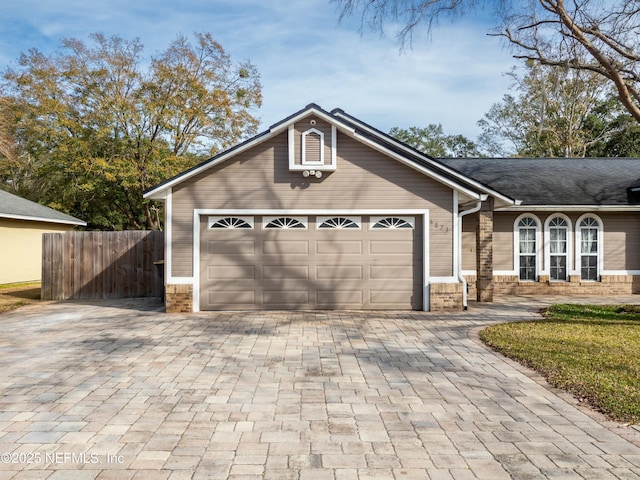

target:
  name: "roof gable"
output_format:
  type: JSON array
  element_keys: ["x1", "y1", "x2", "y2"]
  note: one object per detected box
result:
[
  {"x1": 0, "y1": 189, "x2": 86, "y2": 226},
  {"x1": 144, "y1": 104, "x2": 513, "y2": 204}
]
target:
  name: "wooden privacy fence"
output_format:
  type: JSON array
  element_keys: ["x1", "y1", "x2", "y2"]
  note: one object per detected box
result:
[{"x1": 42, "y1": 231, "x2": 164, "y2": 300}]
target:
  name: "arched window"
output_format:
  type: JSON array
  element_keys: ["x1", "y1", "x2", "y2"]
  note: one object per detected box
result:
[
  {"x1": 317, "y1": 216, "x2": 361, "y2": 229},
  {"x1": 517, "y1": 216, "x2": 539, "y2": 281},
  {"x1": 371, "y1": 217, "x2": 414, "y2": 229},
  {"x1": 577, "y1": 215, "x2": 602, "y2": 281},
  {"x1": 208, "y1": 216, "x2": 253, "y2": 229},
  {"x1": 264, "y1": 217, "x2": 307, "y2": 229},
  {"x1": 547, "y1": 216, "x2": 569, "y2": 281}
]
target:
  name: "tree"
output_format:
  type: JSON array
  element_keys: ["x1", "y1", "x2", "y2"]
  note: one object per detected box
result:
[
  {"x1": 2, "y1": 33, "x2": 262, "y2": 230},
  {"x1": 390, "y1": 123, "x2": 481, "y2": 157},
  {"x1": 583, "y1": 96, "x2": 640, "y2": 157},
  {"x1": 332, "y1": 0, "x2": 640, "y2": 123},
  {"x1": 477, "y1": 64, "x2": 610, "y2": 157}
]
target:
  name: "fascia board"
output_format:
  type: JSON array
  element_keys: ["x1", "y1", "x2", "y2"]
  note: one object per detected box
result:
[
  {"x1": 332, "y1": 110, "x2": 517, "y2": 205},
  {"x1": 496, "y1": 205, "x2": 640, "y2": 212},
  {"x1": 0, "y1": 213, "x2": 86, "y2": 226}
]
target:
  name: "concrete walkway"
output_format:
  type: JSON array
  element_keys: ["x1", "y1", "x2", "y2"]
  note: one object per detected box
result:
[{"x1": 0, "y1": 296, "x2": 639, "y2": 479}]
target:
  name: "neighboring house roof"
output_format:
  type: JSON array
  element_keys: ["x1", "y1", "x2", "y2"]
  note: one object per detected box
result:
[
  {"x1": 440, "y1": 158, "x2": 640, "y2": 207},
  {"x1": 0, "y1": 189, "x2": 86, "y2": 226},
  {"x1": 143, "y1": 103, "x2": 517, "y2": 206}
]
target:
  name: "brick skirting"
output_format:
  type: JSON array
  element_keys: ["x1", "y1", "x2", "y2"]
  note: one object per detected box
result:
[
  {"x1": 430, "y1": 283, "x2": 464, "y2": 311},
  {"x1": 465, "y1": 275, "x2": 640, "y2": 298},
  {"x1": 166, "y1": 284, "x2": 193, "y2": 313}
]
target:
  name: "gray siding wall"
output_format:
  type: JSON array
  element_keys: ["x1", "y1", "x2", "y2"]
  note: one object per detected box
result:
[{"x1": 171, "y1": 128, "x2": 455, "y2": 278}]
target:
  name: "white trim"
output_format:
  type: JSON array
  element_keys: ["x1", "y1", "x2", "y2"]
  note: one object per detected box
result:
[
  {"x1": 494, "y1": 270, "x2": 518, "y2": 276},
  {"x1": 497, "y1": 205, "x2": 640, "y2": 212},
  {"x1": 165, "y1": 189, "x2": 173, "y2": 284},
  {"x1": 168, "y1": 277, "x2": 195, "y2": 285},
  {"x1": 430, "y1": 276, "x2": 459, "y2": 283},
  {"x1": 452, "y1": 192, "x2": 459, "y2": 280},
  {"x1": 602, "y1": 270, "x2": 640, "y2": 275},
  {"x1": 543, "y1": 213, "x2": 573, "y2": 279},
  {"x1": 192, "y1": 209, "x2": 431, "y2": 312},
  {"x1": 301, "y1": 128, "x2": 324, "y2": 166},
  {"x1": 0, "y1": 213, "x2": 86, "y2": 226},
  {"x1": 461, "y1": 270, "x2": 519, "y2": 276},
  {"x1": 576, "y1": 213, "x2": 604, "y2": 281},
  {"x1": 331, "y1": 125, "x2": 337, "y2": 168},
  {"x1": 513, "y1": 213, "x2": 542, "y2": 281}
]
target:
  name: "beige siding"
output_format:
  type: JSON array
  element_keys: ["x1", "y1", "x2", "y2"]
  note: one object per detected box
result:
[
  {"x1": 0, "y1": 218, "x2": 73, "y2": 284},
  {"x1": 602, "y1": 212, "x2": 640, "y2": 270},
  {"x1": 493, "y1": 213, "x2": 518, "y2": 271},
  {"x1": 171, "y1": 128, "x2": 455, "y2": 278},
  {"x1": 461, "y1": 214, "x2": 477, "y2": 271}
]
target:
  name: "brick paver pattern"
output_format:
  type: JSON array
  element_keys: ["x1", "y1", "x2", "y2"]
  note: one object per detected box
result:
[{"x1": 0, "y1": 297, "x2": 639, "y2": 479}]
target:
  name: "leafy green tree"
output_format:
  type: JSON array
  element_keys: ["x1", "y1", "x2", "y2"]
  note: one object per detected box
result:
[
  {"x1": 2, "y1": 33, "x2": 262, "y2": 230},
  {"x1": 390, "y1": 123, "x2": 481, "y2": 157},
  {"x1": 584, "y1": 97, "x2": 640, "y2": 157}
]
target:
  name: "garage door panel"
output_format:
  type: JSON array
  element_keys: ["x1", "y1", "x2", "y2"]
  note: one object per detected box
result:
[
  {"x1": 370, "y1": 265, "x2": 413, "y2": 280},
  {"x1": 316, "y1": 240, "x2": 362, "y2": 254},
  {"x1": 208, "y1": 289, "x2": 255, "y2": 305},
  {"x1": 315, "y1": 290, "x2": 363, "y2": 306},
  {"x1": 370, "y1": 240, "x2": 413, "y2": 254},
  {"x1": 262, "y1": 240, "x2": 309, "y2": 254},
  {"x1": 316, "y1": 265, "x2": 363, "y2": 279},
  {"x1": 207, "y1": 264, "x2": 256, "y2": 280},
  {"x1": 263, "y1": 290, "x2": 309, "y2": 305},
  {"x1": 207, "y1": 240, "x2": 255, "y2": 254},
  {"x1": 370, "y1": 289, "x2": 415, "y2": 307},
  {"x1": 262, "y1": 265, "x2": 309, "y2": 280}
]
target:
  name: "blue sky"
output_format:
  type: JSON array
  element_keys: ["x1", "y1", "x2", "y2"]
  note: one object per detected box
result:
[{"x1": 0, "y1": 0, "x2": 516, "y2": 139}]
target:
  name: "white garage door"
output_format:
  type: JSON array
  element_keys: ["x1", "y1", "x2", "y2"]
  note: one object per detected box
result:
[{"x1": 199, "y1": 215, "x2": 422, "y2": 310}]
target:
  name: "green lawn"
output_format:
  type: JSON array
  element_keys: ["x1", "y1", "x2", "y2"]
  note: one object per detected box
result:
[
  {"x1": 480, "y1": 304, "x2": 640, "y2": 424},
  {"x1": 0, "y1": 282, "x2": 41, "y2": 313}
]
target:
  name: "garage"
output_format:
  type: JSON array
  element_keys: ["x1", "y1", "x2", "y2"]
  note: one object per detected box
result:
[{"x1": 199, "y1": 214, "x2": 423, "y2": 310}]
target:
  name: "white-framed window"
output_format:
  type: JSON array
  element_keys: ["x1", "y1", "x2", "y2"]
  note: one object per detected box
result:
[
  {"x1": 370, "y1": 216, "x2": 415, "y2": 229},
  {"x1": 263, "y1": 216, "x2": 308, "y2": 229},
  {"x1": 515, "y1": 214, "x2": 541, "y2": 281},
  {"x1": 545, "y1": 215, "x2": 571, "y2": 281},
  {"x1": 316, "y1": 216, "x2": 361, "y2": 229},
  {"x1": 208, "y1": 216, "x2": 254, "y2": 229},
  {"x1": 301, "y1": 128, "x2": 324, "y2": 166},
  {"x1": 576, "y1": 214, "x2": 602, "y2": 281}
]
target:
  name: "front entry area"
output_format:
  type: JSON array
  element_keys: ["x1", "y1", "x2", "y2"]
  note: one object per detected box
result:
[{"x1": 199, "y1": 214, "x2": 423, "y2": 310}]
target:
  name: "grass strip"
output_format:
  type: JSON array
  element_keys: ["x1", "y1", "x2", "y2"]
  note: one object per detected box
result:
[{"x1": 479, "y1": 304, "x2": 640, "y2": 423}]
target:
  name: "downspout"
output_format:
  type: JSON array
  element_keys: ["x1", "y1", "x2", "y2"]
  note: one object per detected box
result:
[{"x1": 458, "y1": 197, "x2": 485, "y2": 310}]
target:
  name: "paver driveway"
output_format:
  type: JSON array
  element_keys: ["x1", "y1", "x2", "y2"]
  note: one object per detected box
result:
[{"x1": 0, "y1": 297, "x2": 639, "y2": 480}]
